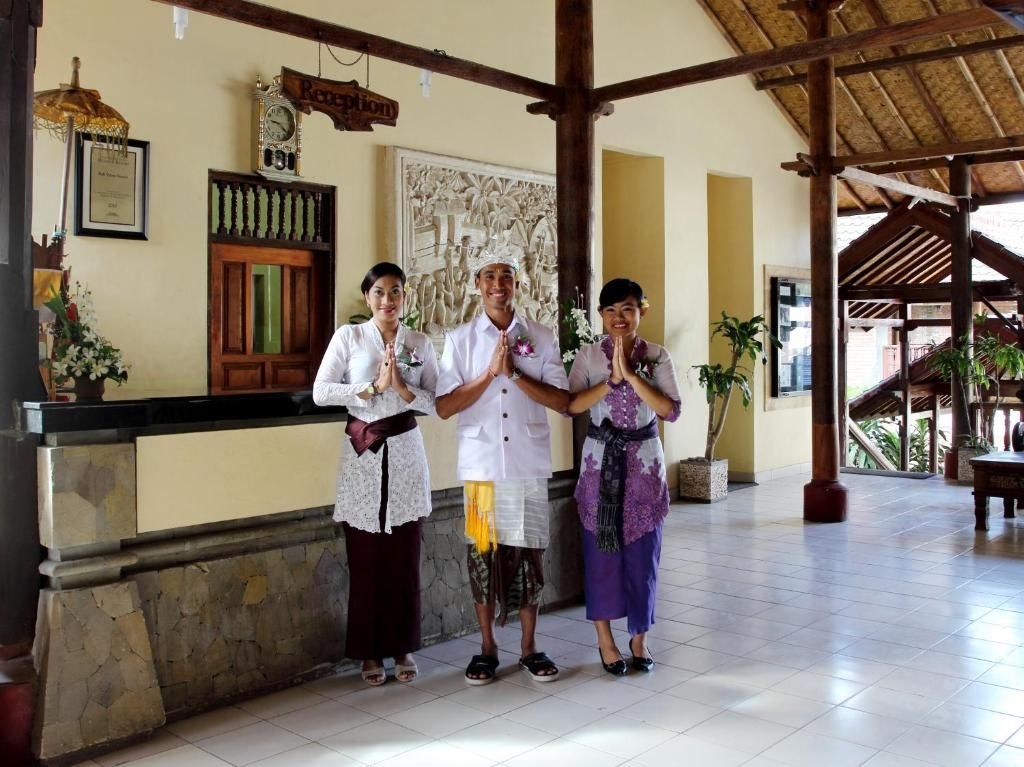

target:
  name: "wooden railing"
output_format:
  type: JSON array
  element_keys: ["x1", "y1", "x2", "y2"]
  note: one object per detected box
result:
[{"x1": 208, "y1": 170, "x2": 334, "y2": 250}]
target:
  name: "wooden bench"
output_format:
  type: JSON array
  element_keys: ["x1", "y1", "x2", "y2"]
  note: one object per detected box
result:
[{"x1": 971, "y1": 451, "x2": 1024, "y2": 531}]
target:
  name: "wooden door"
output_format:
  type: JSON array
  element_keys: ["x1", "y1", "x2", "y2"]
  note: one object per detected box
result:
[{"x1": 210, "y1": 243, "x2": 330, "y2": 393}]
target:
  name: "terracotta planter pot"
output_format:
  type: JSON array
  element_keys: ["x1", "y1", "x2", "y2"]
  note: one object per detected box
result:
[
  {"x1": 944, "y1": 449, "x2": 958, "y2": 480},
  {"x1": 73, "y1": 376, "x2": 105, "y2": 402},
  {"x1": 679, "y1": 458, "x2": 728, "y2": 503}
]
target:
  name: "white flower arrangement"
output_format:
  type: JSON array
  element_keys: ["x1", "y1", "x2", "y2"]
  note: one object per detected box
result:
[
  {"x1": 560, "y1": 298, "x2": 597, "y2": 368},
  {"x1": 45, "y1": 283, "x2": 130, "y2": 385}
]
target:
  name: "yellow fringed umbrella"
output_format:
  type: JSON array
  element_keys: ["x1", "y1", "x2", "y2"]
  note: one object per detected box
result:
[{"x1": 33, "y1": 56, "x2": 129, "y2": 240}]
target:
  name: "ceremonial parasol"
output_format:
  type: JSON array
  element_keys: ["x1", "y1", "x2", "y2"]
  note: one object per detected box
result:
[{"x1": 33, "y1": 56, "x2": 129, "y2": 243}]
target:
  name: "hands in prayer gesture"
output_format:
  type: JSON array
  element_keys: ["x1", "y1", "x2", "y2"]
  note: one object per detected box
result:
[
  {"x1": 610, "y1": 336, "x2": 635, "y2": 386},
  {"x1": 374, "y1": 343, "x2": 407, "y2": 394},
  {"x1": 488, "y1": 330, "x2": 515, "y2": 378}
]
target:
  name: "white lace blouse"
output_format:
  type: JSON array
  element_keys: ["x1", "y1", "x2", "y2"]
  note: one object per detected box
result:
[{"x1": 313, "y1": 322, "x2": 438, "y2": 533}]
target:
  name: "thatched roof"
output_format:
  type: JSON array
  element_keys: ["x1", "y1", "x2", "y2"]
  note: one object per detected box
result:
[{"x1": 698, "y1": 1, "x2": 1024, "y2": 212}]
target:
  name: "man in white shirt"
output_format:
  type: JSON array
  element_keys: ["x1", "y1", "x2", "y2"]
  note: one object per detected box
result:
[{"x1": 436, "y1": 243, "x2": 569, "y2": 685}]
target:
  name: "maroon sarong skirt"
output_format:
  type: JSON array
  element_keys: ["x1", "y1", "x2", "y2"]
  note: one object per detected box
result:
[{"x1": 341, "y1": 439, "x2": 423, "y2": 660}]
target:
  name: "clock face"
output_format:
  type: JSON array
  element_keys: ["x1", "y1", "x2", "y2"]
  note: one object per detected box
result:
[{"x1": 264, "y1": 104, "x2": 295, "y2": 142}]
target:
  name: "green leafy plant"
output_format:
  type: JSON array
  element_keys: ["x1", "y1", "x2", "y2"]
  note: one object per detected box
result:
[
  {"x1": 694, "y1": 312, "x2": 781, "y2": 462},
  {"x1": 847, "y1": 417, "x2": 948, "y2": 473},
  {"x1": 974, "y1": 330, "x2": 1024, "y2": 441},
  {"x1": 927, "y1": 333, "x2": 993, "y2": 450}
]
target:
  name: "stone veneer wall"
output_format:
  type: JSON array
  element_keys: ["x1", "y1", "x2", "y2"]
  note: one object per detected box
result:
[
  {"x1": 131, "y1": 486, "x2": 580, "y2": 718},
  {"x1": 34, "y1": 435, "x2": 583, "y2": 761}
]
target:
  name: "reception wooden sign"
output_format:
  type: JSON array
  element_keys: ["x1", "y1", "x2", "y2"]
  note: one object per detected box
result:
[{"x1": 280, "y1": 67, "x2": 399, "y2": 132}]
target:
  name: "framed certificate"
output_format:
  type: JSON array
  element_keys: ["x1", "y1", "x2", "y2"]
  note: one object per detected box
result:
[{"x1": 74, "y1": 136, "x2": 149, "y2": 239}]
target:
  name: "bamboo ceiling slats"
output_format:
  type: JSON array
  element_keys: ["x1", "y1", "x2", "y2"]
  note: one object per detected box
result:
[{"x1": 700, "y1": 0, "x2": 1024, "y2": 211}]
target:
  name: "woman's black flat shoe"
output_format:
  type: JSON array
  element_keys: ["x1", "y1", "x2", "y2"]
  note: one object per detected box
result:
[
  {"x1": 598, "y1": 647, "x2": 628, "y2": 676},
  {"x1": 629, "y1": 637, "x2": 654, "y2": 672}
]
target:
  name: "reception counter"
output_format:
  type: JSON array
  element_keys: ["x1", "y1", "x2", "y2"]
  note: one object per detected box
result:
[{"x1": 25, "y1": 391, "x2": 582, "y2": 762}]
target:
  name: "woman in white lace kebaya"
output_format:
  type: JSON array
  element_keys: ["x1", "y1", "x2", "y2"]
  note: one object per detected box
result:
[{"x1": 313, "y1": 262, "x2": 438, "y2": 686}]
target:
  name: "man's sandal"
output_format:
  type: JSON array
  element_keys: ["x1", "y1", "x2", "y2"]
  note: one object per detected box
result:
[
  {"x1": 394, "y1": 660, "x2": 418, "y2": 683},
  {"x1": 465, "y1": 654, "x2": 499, "y2": 686},
  {"x1": 519, "y1": 652, "x2": 560, "y2": 682},
  {"x1": 360, "y1": 665, "x2": 387, "y2": 687}
]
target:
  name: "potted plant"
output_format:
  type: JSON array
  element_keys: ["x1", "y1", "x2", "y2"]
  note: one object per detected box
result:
[
  {"x1": 974, "y1": 330, "x2": 1024, "y2": 455},
  {"x1": 44, "y1": 282, "x2": 129, "y2": 401},
  {"x1": 681, "y1": 312, "x2": 779, "y2": 502},
  {"x1": 927, "y1": 332, "x2": 993, "y2": 484}
]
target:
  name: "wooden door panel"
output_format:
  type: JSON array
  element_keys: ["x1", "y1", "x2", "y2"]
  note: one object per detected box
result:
[
  {"x1": 222, "y1": 261, "x2": 247, "y2": 354},
  {"x1": 210, "y1": 242, "x2": 330, "y2": 394},
  {"x1": 223, "y1": 362, "x2": 264, "y2": 390},
  {"x1": 288, "y1": 266, "x2": 311, "y2": 354},
  {"x1": 271, "y1": 361, "x2": 311, "y2": 388}
]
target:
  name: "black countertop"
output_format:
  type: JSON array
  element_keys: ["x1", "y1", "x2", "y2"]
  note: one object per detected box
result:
[{"x1": 22, "y1": 389, "x2": 347, "y2": 436}]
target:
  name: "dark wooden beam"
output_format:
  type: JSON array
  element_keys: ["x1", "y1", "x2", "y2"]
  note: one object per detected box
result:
[
  {"x1": 757, "y1": 34, "x2": 1024, "y2": 90},
  {"x1": 803, "y1": 1, "x2": 846, "y2": 523},
  {"x1": 588, "y1": 6, "x2": 1004, "y2": 104},
  {"x1": 149, "y1": 0, "x2": 560, "y2": 101},
  {"x1": 0, "y1": 0, "x2": 44, "y2": 647},
  {"x1": 899, "y1": 304, "x2": 911, "y2": 470},
  {"x1": 825, "y1": 133, "x2": 1024, "y2": 169},
  {"x1": 837, "y1": 167, "x2": 959, "y2": 207},
  {"x1": 839, "y1": 300, "x2": 850, "y2": 468},
  {"x1": 950, "y1": 159, "x2": 974, "y2": 453},
  {"x1": 840, "y1": 280, "x2": 1019, "y2": 302},
  {"x1": 555, "y1": 0, "x2": 595, "y2": 448}
]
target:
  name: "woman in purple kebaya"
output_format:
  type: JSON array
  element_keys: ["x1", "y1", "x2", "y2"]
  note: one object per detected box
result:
[{"x1": 567, "y1": 278, "x2": 681, "y2": 676}]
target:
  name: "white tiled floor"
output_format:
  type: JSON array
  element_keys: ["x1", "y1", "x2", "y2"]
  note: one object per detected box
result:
[{"x1": 75, "y1": 472, "x2": 1024, "y2": 766}]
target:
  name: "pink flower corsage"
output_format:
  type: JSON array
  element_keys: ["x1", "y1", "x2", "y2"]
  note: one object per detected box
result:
[{"x1": 511, "y1": 334, "x2": 536, "y2": 358}]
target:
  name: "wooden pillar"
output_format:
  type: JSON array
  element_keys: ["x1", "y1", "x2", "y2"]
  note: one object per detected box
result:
[
  {"x1": 838, "y1": 300, "x2": 848, "y2": 467},
  {"x1": 950, "y1": 157, "x2": 974, "y2": 452},
  {"x1": 803, "y1": 1, "x2": 847, "y2": 522},
  {"x1": 0, "y1": 0, "x2": 44, "y2": 648},
  {"x1": 929, "y1": 394, "x2": 940, "y2": 473},
  {"x1": 555, "y1": 0, "x2": 595, "y2": 318},
  {"x1": 899, "y1": 304, "x2": 911, "y2": 471}
]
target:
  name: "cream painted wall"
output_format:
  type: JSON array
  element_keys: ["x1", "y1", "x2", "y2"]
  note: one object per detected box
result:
[
  {"x1": 32, "y1": 0, "x2": 810, "y2": 491},
  {"x1": 602, "y1": 151, "x2": 665, "y2": 347},
  {"x1": 707, "y1": 174, "x2": 755, "y2": 475}
]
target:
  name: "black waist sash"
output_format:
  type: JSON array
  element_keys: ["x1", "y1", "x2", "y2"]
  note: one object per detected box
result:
[{"x1": 587, "y1": 417, "x2": 659, "y2": 553}]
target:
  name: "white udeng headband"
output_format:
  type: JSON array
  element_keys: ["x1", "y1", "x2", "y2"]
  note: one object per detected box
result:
[{"x1": 469, "y1": 234, "x2": 522, "y2": 275}]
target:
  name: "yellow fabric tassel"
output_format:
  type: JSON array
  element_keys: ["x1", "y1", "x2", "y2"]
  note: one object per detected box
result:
[{"x1": 465, "y1": 480, "x2": 497, "y2": 553}]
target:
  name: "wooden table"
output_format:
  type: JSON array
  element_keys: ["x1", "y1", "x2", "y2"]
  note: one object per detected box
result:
[{"x1": 971, "y1": 451, "x2": 1024, "y2": 531}]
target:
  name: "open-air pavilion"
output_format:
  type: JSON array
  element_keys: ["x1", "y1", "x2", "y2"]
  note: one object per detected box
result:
[{"x1": 5, "y1": 2, "x2": 1024, "y2": 765}]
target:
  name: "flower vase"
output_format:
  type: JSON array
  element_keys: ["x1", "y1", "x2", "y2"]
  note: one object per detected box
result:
[{"x1": 73, "y1": 376, "x2": 105, "y2": 402}]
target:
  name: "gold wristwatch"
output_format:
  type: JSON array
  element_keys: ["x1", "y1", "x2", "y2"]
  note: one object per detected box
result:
[{"x1": 365, "y1": 382, "x2": 379, "y2": 396}]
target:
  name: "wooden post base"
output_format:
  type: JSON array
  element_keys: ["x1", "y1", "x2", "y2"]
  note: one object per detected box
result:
[{"x1": 803, "y1": 479, "x2": 848, "y2": 523}]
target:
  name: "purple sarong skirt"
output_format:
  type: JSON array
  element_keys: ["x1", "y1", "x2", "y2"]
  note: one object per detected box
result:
[{"x1": 582, "y1": 525, "x2": 662, "y2": 635}]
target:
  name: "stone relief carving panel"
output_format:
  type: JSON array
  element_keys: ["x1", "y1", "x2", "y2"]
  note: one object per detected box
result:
[{"x1": 388, "y1": 147, "x2": 558, "y2": 344}]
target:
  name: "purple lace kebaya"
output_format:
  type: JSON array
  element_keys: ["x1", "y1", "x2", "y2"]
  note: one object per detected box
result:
[{"x1": 571, "y1": 337, "x2": 681, "y2": 546}]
